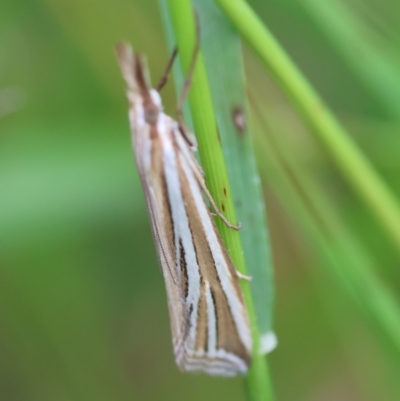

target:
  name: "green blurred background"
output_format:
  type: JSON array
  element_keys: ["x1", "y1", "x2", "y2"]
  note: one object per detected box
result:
[{"x1": 2, "y1": 0, "x2": 400, "y2": 400}]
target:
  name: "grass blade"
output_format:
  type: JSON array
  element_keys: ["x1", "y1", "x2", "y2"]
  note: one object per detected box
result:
[
  {"x1": 252, "y1": 105, "x2": 400, "y2": 368},
  {"x1": 302, "y1": 0, "x2": 400, "y2": 119},
  {"x1": 214, "y1": 0, "x2": 400, "y2": 257},
  {"x1": 194, "y1": 0, "x2": 274, "y2": 345},
  {"x1": 160, "y1": 0, "x2": 274, "y2": 399}
]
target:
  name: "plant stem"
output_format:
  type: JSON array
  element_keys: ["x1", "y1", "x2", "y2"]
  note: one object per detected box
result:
[
  {"x1": 164, "y1": 0, "x2": 273, "y2": 399},
  {"x1": 214, "y1": 0, "x2": 400, "y2": 256}
]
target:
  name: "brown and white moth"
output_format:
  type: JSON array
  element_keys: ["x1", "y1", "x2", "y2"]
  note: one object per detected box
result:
[{"x1": 116, "y1": 43, "x2": 252, "y2": 376}]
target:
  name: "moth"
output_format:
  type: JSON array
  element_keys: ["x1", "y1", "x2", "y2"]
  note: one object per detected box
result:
[{"x1": 116, "y1": 42, "x2": 252, "y2": 376}]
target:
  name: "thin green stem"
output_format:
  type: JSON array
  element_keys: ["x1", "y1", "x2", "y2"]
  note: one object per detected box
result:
[
  {"x1": 165, "y1": 0, "x2": 273, "y2": 399},
  {"x1": 214, "y1": 0, "x2": 400, "y2": 256},
  {"x1": 253, "y1": 109, "x2": 400, "y2": 365}
]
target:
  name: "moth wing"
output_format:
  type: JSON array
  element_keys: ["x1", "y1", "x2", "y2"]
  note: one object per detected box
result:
[
  {"x1": 134, "y1": 124, "x2": 188, "y2": 349},
  {"x1": 117, "y1": 44, "x2": 195, "y2": 371},
  {"x1": 169, "y1": 131, "x2": 252, "y2": 376},
  {"x1": 143, "y1": 184, "x2": 188, "y2": 347}
]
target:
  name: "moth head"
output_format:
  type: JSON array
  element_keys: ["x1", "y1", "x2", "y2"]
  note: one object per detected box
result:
[
  {"x1": 115, "y1": 42, "x2": 139, "y2": 93},
  {"x1": 116, "y1": 42, "x2": 161, "y2": 124},
  {"x1": 144, "y1": 89, "x2": 162, "y2": 124},
  {"x1": 115, "y1": 43, "x2": 153, "y2": 95}
]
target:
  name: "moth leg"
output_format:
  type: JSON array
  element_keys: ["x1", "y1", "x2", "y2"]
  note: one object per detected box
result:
[
  {"x1": 206, "y1": 188, "x2": 241, "y2": 230},
  {"x1": 183, "y1": 150, "x2": 241, "y2": 230},
  {"x1": 207, "y1": 200, "x2": 241, "y2": 230},
  {"x1": 178, "y1": 123, "x2": 198, "y2": 151},
  {"x1": 235, "y1": 270, "x2": 252, "y2": 281},
  {"x1": 200, "y1": 177, "x2": 241, "y2": 231},
  {"x1": 156, "y1": 47, "x2": 178, "y2": 92}
]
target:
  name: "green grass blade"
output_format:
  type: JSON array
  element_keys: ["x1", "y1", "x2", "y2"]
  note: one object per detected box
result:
[
  {"x1": 302, "y1": 0, "x2": 400, "y2": 119},
  {"x1": 252, "y1": 108, "x2": 400, "y2": 367},
  {"x1": 214, "y1": 0, "x2": 400, "y2": 257},
  {"x1": 194, "y1": 0, "x2": 274, "y2": 342},
  {"x1": 160, "y1": 1, "x2": 274, "y2": 399}
]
